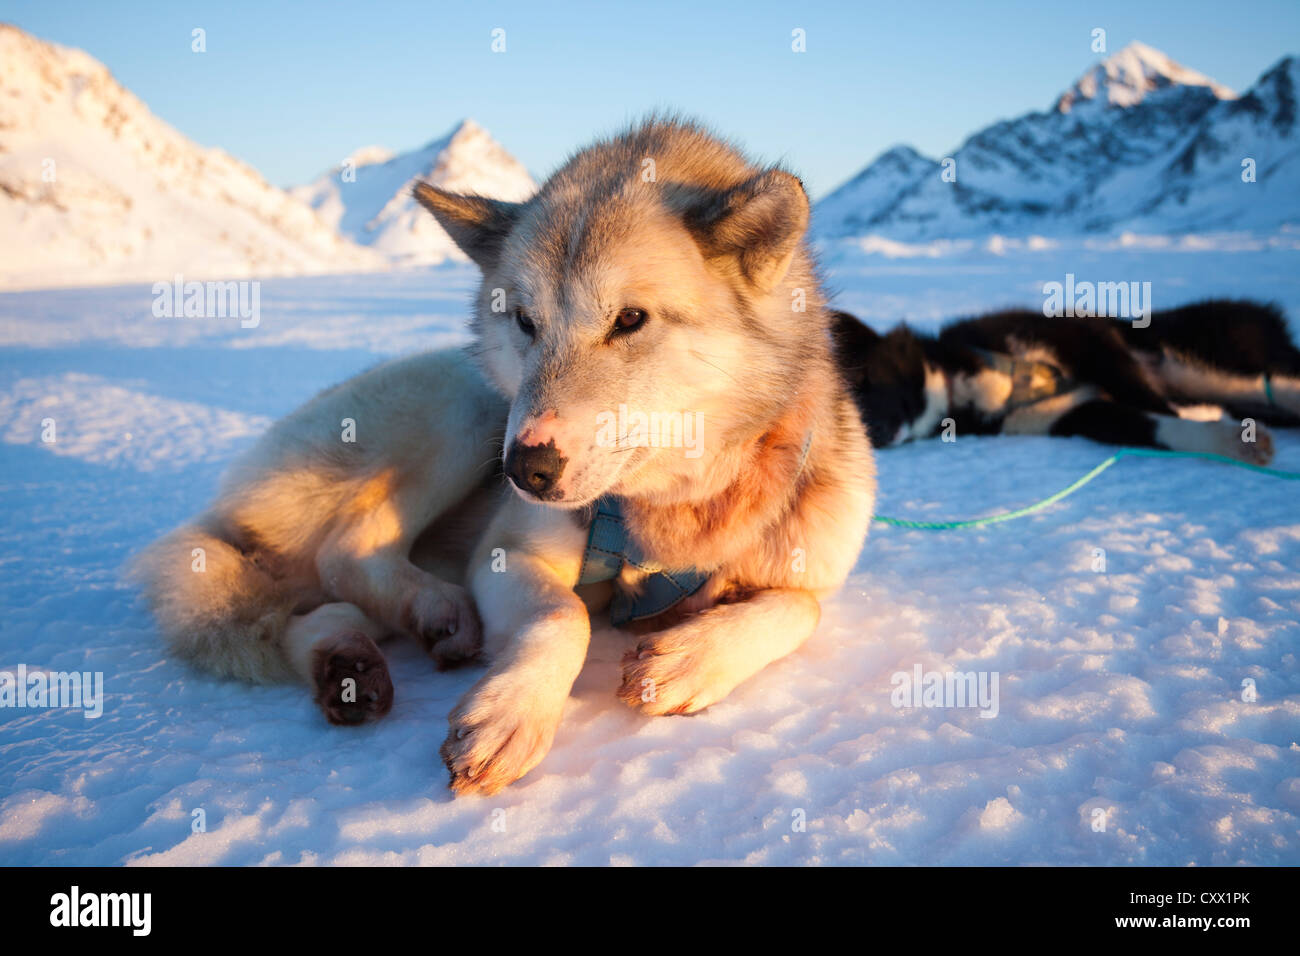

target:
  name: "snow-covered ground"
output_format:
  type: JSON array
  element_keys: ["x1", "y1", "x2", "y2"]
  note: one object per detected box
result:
[{"x1": 1, "y1": 241, "x2": 1298, "y2": 865}]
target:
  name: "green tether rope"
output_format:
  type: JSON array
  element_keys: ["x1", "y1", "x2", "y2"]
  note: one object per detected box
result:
[{"x1": 873, "y1": 447, "x2": 1300, "y2": 531}]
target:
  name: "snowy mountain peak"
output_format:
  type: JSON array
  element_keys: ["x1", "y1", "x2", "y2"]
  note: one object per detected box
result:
[
  {"x1": 413, "y1": 117, "x2": 532, "y2": 196},
  {"x1": 292, "y1": 118, "x2": 535, "y2": 264},
  {"x1": 874, "y1": 144, "x2": 934, "y2": 168},
  {"x1": 0, "y1": 23, "x2": 383, "y2": 289},
  {"x1": 812, "y1": 144, "x2": 938, "y2": 235},
  {"x1": 817, "y1": 49, "x2": 1298, "y2": 241},
  {"x1": 445, "y1": 116, "x2": 484, "y2": 143},
  {"x1": 1231, "y1": 54, "x2": 1298, "y2": 134},
  {"x1": 1056, "y1": 41, "x2": 1236, "y2": 113}
]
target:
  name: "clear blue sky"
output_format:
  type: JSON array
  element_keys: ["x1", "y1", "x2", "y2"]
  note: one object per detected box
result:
[{"x1": 7, "y1": 0, "x2": 1299, "y2": 197}]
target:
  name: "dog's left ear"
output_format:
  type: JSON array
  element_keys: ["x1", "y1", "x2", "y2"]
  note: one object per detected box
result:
[
  {"x1": 412, "y1": 182, "x2": 522, "y2": 271},
  {"x1": 684, "y1": 169, "x2": 810, "y2": 293}
]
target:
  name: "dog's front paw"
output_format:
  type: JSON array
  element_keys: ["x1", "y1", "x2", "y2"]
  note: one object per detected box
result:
[
  {"x1": 405, "y1": 582, "x2": 482, "y2": 669},
  {"x1": 440, "y1": 670, "x2": 564, "y2": 796},
  {"x1": 1209, "y1": 419, "x2": 1274, "y2": 466},
  {"x1": 312, "y1": 631, "x2": 394, "y2": 726},
  {"x1": 618, "y1": 630, "x2": 735, "y2": 716},
  {"x1": 1242, "y1": 424, "x2": 1275, "y2": 466}
]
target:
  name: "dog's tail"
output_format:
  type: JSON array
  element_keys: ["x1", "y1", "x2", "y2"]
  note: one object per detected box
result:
[{"x1": 130, "y1": 520, "x2": 298, "y2": 684}]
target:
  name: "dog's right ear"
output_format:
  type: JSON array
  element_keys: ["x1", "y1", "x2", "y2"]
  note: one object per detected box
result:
[
  {"x1": 412, "y1": 183, "x2": 522, "y2": 271},
  {"x1": 831, "y1": 311, "x2": 885, "y2": 392},
  {"x1": 831, "y1": 311, "x2": 881, "y2": 351},
  {"x1": 684, "y1": 169, "x2": 810, "y2": 293}
]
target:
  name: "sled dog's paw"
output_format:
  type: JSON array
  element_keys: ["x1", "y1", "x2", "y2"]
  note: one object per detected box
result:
[
  {"x1": 312, "y1": 631, "x2": 394, "y2": 726},
  {"x1": 618, "y1": 630, "x2": 734, "y2": 716},
  {"x1": 1241, "y1": 424, "x2": 1274, "y2": 466},
  {"x1": 440, "y1": 670, "x2": 564, "y2": 796},
  {"x1": 407, "y1": 582, "x2": 482, "y2": 669}
]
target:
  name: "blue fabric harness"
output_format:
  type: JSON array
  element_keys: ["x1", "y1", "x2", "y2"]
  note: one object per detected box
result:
[
  {"x1": 576, "y1": 430, "x2": 814, "y2": 627},
  {"x1": 576, "y1": 496, "x2": 710, "y2": 627}
]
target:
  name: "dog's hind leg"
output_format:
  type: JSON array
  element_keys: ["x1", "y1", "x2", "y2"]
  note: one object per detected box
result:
[
  {"x1": 283, "y1": 602, "x2": 394, "y2": 726},
  {"x1": 319, "y1": 537, "x2": 480, "y2": 669},
  {"x1": 1142, "y1": 343, "x2": 1300, "y2": 425},
  {"x1": 1154, "y1": 360, "x2": 1300, "y2": 424},
  {"x1": 1129, "y1": 301, "x2": 1300, "y2": 422},
  {"x1": 133, "y1": 524, "x2": 398, "y2": 725},
  {"x1": 1219, "y1": 397, "x2": 1300, "y2": 429},
  {"x1": 314, "y1": 476, "x2": 485, "y2": 670},
  {"x1": 1254, "y1": 376, "x2": 1300, "y2": 422},
  {"x1": 1045, "y1": 398, "x2": 1274, "y2": 465}
]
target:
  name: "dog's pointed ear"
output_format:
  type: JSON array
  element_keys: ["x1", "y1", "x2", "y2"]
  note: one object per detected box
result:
[
  {"x1": 830, "y1": 311, "x2": 878, "y2": 389},
  {"x1": 831, "y1": 311, "x2": 881, "y2": 351},
  {"x1": 684, "y1": 169, "x2": 810, "y2": 293},
  {"x1": 412, "y1": 182, "x2": 521, "y2": 270},
  {"x1": 884, "y1": 324, "x2": 916, "y2": 345}
]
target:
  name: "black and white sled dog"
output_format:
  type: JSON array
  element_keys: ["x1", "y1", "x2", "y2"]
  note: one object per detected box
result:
[{"x1": 833, "y1": 299, "x2": 1300, "y2": 464}]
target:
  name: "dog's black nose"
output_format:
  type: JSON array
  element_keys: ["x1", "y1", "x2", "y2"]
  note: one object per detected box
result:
[{"x1": 505, "y1": 440, "x2": 567, "y2": 498}]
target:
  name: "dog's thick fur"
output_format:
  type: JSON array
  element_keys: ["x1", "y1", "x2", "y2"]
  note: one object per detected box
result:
[
  {"x1": 132, "y1": 352, "x2": 508, "y2": 723},
  {"x1": 135, "y1": 118, "x2": 875, "y2": 795},
  {"x1": 833, "y1": 300, "x2": 1300, "y2": 461}
]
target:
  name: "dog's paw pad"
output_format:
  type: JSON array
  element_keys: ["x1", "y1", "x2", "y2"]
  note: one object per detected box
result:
[
  {"x1": 407, "y1": 585, "x2": 482, "y2": 669},
  {"x1": 1247, "y1": 428, "x2": 1275, "y2": 465},
  {"x1": 312, "y1": 632, "x2": 393, "y2": 726}
]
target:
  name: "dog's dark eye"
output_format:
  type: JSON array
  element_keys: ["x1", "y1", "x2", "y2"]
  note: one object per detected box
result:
[
  {"x1": 514, "y1": 307, "x2": 535, "y2": 337},
  {"x1": 614, "y1": 308, "x2": 647, "y2": 333}
]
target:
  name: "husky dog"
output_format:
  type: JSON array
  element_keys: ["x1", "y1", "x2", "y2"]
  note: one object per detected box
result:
[
  {"x1": 833, "y1": 300, "x2": 1300, "y2": 461},
  {"x1": 135, "y1": 118, "x2": 875, "y2": 796}
]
